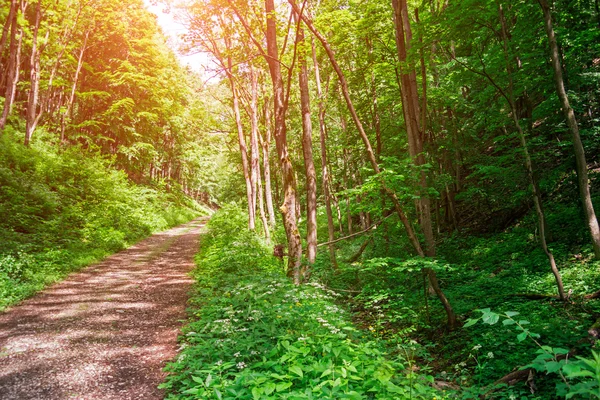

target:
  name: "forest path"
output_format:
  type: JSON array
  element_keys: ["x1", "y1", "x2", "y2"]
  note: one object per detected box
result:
[{"x1": 0, "y1": 217, "x2": 206, "y2": 400}]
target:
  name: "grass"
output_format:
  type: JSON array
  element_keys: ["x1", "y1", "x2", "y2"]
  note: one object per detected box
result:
[
  {"x1": 161, "y1": 205, "x2": 448, "y2": 399},
  {"x1": 0, "y1": 132, "x2": 204, "y2": 310}
]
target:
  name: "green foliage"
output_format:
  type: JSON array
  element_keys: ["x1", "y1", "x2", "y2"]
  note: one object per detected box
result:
[
  {"x1": 466, "y1": 309, "x2": 600, "y2": 398},
  {"x1": 0, "y1": 133, "x2": 202, "y2": 309},
  {"x1": 161, "y1": 206, "x2": 448, "y2": 399}
]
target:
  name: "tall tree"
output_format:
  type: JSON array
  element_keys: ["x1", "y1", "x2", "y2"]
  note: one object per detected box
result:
[
  {"x1": 311, "y1": 37, "x2": 338, "y2": 269},
  {"x1": 291, "y1": 0, "x2": 457, "y2": 330},
  {"x1": 295, "y1": 10, "x2": 318, "y2": 264},
  {"x1": 537, "y1": 0, "x2": 600, "y2": 259}
]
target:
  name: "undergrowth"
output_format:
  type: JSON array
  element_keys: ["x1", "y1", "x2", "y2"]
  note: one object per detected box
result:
[
  {"x1": 161, "y1": 205, "x2": 450, "y2": 399},
  {"x1": 308, "y1": 191, "x2": 600, "y2": 398},
  {"x1": 0, "y1": 132, "x2": 204, "y2": 310}
]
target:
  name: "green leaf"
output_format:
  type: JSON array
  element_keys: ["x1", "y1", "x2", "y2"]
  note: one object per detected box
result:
[
  {"x1": 289, "y1": 365, "x2": 304, "y2": 378},
  {"x1": 264, "y1": 382, "x2": 276, "y2": 395},
  {"x1": 482, "y1": 311, "x2": 500, "y2": 325},
  {"x1": 517, "y1": 332, "x2": 527, "y2": 342},
  {"x1": 562, "y1": 363, "x2": 582, "y2": 376},
  {"x1": 276, "y1": 382, "x2": 293, "y2": 392},
  {"x1": 463, "y1": 318, "x2": 479, "y2": 328},
  {"x1": 545, "y1": 361, "x2": 562, "y2": 373},
  {"x1": 502, "y1": 319, "x2": 516, "y2": 325},
  {"x1": 505, "y1": 311, "x2": 519, "y2": 317}
]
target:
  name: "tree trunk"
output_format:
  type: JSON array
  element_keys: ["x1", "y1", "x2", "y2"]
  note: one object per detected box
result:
[
  {"x1": 0, "y1": 0, "x2": 17, "y2": 64},
  {"x1": 25, "y1": 0, "x2": 42, "y2": 146},
  {"x1": 256, "y1": 150, "x2": 271, "y2": 241},
  {"x1": 295, "y1": 15, "x2": 318, "y2": 263},
  {"x1": 289, "y1": 0, "x2": 425, "y2": 258},
  {"x1": 389, "y1": 0, "x2": 456, "y2": 330},
  {"x1": 266, "y1": 0, "x2": 303, "y2": 284},
  {"x1": 538, "y1": 0, "x2": 600, "y2": 259},
  {"x1": 311, "y1": 37, "x2": 338, "y2": 269},
  {"x1": 391, "y1": 0, "x2": 436, "y2": 257},
  {"x1": 61, "y1": 30, "x2": 88, "y2": 143},
  {"x1": 497, "y1": 4, "x2": 565, "y2": 301},
  {"x1": 0, "y1": 2, "x2": 22, "y2": 131},
  {"x1": 249, "y1": 65, "x2": 261, "y2": 230},
  {"x1": 261, "y1": 99, "x2": 276, "y2": 227},
  {"x1": 226, "y1": 45, "x2": 255, "y2": 230}
]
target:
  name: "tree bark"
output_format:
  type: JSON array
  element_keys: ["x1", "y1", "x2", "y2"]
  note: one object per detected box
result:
[
  {"x1": 391, "y1": 0, "x2": 435, "y2": 257},
  {"x1": 61, "y1": 30, "x2": 88, "y2": 143},
  {"x1": 295, "y1": 14, "x2": 318, "y2": 263},
  {"x1": 391, "y1": 0, "x2": 456, "y2": 330},
  {"x1": 249, "y1": 65, "x2": 261, "y2": 231},
  {"x1": 311, "y1": 37, "x2": 338, "y2": 269},
  {"x1": 0, "y1": 1, "x2": 22, "y2": 131},
  {"x1": 0, "y1": 0, "x2": 17, "y2": 65},
  {"x1": 25, "y1": 0, "x2": 42, "y2": 146},
  {"x1": 225, "y1": 43, "x2": 255, "y2": 230},
  {"x1": 261, "y1": 99, "x2": 276, "y2": 227},
  {"x1": 499, "y1": 4, "x2": 565, "y2": 300},
  {"x1": 538, "y1": 0, "x2": 600, "y2": 259},
  {"x1": 266, "y1": 0, "x2": 303, "y2": 284}
]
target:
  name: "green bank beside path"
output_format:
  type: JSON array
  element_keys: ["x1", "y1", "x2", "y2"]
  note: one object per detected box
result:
[
  {"x1": 161, "y1": 205, "x2": 447, "y2": 399},
  {"x1": 0, "y1": 134, "x2": 207, "y2": 310}
]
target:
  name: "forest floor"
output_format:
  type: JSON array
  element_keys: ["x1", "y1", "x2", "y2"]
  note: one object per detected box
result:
[{"x1": 0, "y1": 217, "x2": 206, "y2": 400}]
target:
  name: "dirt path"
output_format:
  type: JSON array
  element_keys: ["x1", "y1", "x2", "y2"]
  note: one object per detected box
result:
[{"x1": 0, "y1": 218, "x2": 206, "y2": 400}]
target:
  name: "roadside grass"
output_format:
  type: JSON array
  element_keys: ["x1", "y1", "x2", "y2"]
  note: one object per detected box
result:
[
  {"x1": 308, "y1": 199, "x2": 600, "y2": 398},
  {"x1": 0, "y1": 132, "x2": 204, "y2": 310},
  {"x1": 161, "y1": 205, "x2": 448, "y2": 399}
]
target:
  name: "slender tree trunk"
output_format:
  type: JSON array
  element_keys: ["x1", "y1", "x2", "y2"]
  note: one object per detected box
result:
[
  {"x1": 390, "y1": 0, "x2": 456, "y2": 330},
  {"x1": 0, "y1": 0, "x2": 17, "y2": 64},
  {"x1": 25, "y1": 0, "x2": 42, "y2": 146},
  {"x1": 392, "y1": 0, "x2": 436, "y2": 257},
  {"x1": 61, "y1": 30, "x2": 88, "y2": 143},
  {"x1": 312, "y1": 37, "x2": 338, "y2": 269},
  {"x1": 290, "y1": 0, "x2": 425, "y2": 258},
  {"x1": 538, "y1": 0, "x2": 600, "y2": 259},
  {"x1": 225, "y1": 45, "x2": 255, "y2": 230},
  {"x1": 266, "y1": 0, "x2": 303, "y2": 284},
  {"x1": 499, "y1": 4, "x2": 565, "y2": 300},
  {"x1": 257, "y1": 151, "x2": 271, "y2": 241},
  {"x1": 0, "y1": 2, "x2": 21, "y2": 131},
  {"x1": 261, "y1": 99, "x2": 276, "y2": 227},
  {"x1": 295, "y1": 15, "x2": 318, "y2": 263},
  {"x1": 249, "y1": 65, "x2": 261, "y2": 231}
]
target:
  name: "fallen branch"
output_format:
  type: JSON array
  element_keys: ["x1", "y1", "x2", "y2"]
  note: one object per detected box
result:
[
  {"x1": 317, "y1": 214, "x2": 394, "y2": 247},
  {"x1": 585, "y1": 289, "x2": 600, "y2": 299},
  {"x1": 512, "y1": 293, "x2": 558, "y2": 300},
  {"x1": 493, "y1": 368, "x2": 534, "y2": 388},
  {"x1": 347, "y1": 238, "x2": 371, "y2": 263}
]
